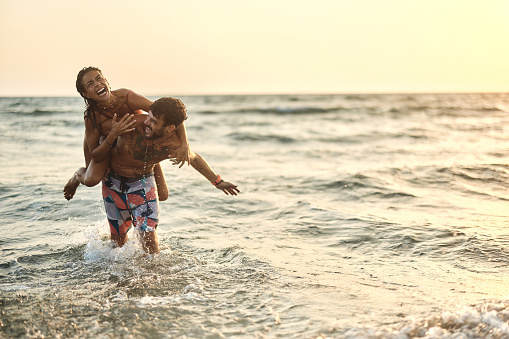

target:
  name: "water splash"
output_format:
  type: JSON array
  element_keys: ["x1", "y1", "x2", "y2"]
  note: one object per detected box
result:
[{"x1": 83, "y1": 220, "x2": 145, "y2": 263}]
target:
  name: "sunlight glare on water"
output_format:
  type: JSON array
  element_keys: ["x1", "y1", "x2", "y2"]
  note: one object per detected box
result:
[{"x1": 0, "y1": 93, "x2": 508, "y2": 338}]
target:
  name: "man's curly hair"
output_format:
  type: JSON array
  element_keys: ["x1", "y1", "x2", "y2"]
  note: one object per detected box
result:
[{"x1": 150, "y1": 97, "x2": 188, "y2": 127}]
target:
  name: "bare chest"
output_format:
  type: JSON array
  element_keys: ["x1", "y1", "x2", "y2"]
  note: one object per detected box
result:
[{"x1": 118, "y1": 130, "x2": 179, "y2": 165}]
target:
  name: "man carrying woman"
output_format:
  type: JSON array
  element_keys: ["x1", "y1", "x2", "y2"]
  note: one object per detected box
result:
[
  {"x1": 63, "y1": 66, "x2": 190, "y2": 201},
  {"x1": 64, "y1": 67, "x2": 239, "y2": 254}
]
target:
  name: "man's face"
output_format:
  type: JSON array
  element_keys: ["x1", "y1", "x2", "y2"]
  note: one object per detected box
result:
[
  {"x1": 144, "y1": 111, "x2": 168, "y2": 140},
  {"x1": 81, "y1": 70, "x2": 111, "y2": 102}
]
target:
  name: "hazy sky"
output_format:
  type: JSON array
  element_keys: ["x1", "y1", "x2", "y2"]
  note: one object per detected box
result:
[{"x1": 1, "y1": 0, "x2": 509, "y2": 96}]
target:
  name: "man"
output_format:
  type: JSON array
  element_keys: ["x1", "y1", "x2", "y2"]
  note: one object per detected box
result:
[{"x1": 103, "y1": 97, "x2": 239, "y2": 254}]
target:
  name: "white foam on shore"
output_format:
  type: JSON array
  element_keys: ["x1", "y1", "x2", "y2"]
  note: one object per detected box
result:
[{"x1": 341, "y1": 301, "x2": 509, "y2": 338}]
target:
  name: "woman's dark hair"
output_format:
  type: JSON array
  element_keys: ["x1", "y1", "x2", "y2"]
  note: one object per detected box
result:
[{"x1": 76, "y1": 66, "x2": 104, "y2": 131}]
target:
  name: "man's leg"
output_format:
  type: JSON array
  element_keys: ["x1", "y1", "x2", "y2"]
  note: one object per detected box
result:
[
  {"x1": 111, "y1": 233, "x2": 129, "y2": 248},
  {"x1": 129, "y1": 176, "x2": 160, "y2": 254},
  {"x1": 140, "y1": 231, "x2": 159, "y2": 254},
  {"x1": 103, "y1": 175, "x2": 132, "y2": 247}
]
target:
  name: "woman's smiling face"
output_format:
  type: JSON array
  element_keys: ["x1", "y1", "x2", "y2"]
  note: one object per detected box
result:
[{"x1": 80, "y1": 70, "x2": 111, "y2": 103}]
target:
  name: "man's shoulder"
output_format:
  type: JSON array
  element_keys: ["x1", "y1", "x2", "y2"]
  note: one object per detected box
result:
[
  {"x1": 131, "y1": 115, "x2": 147, "y2": 134},
  {"x1": 133, "y1": 114, "x2": 148, "y2": 123}
]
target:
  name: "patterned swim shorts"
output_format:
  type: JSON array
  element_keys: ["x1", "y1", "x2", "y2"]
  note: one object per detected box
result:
[{"x1": 102, "y1": 171, "x2": 159, "y2": 236}]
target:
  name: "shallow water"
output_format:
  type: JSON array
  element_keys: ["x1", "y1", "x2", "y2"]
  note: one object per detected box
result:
[{"x1": 1, "y1": 93, "x2": 508, "y2": 338}]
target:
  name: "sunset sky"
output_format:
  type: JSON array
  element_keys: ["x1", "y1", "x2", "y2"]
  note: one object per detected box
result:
[{"x1": 1, "y1": 0, "x2": 509, "y2": 96}]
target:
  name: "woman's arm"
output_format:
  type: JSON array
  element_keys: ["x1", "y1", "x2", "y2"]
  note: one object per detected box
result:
[
  {"x1": 84, "y1": 118, "x2": 103, "y2": 160},
  {"x1": 89, "y1": 113, "x2": 136, "y2": 162},
  {"x1": 173, "y1": 123, "x2": 190, "y2": 167}
]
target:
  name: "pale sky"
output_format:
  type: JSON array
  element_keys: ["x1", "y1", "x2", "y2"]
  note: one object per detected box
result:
[{"x1": 1, "y1": 0, "x2": 509, "y2": 96}]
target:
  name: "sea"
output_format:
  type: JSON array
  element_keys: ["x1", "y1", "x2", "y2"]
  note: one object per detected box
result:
[{"x1": 0, "y1": 93, "x2": 508, "y2": 338}]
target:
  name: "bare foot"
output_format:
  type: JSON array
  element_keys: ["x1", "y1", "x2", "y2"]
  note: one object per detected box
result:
[{"x1": 63, "y1": 169, "x2": 82, "y2": 200}]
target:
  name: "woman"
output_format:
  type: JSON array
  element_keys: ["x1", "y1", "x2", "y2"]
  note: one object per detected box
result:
[{"x1": 63, "y1": 66, "x2": 190, "y2": 201}]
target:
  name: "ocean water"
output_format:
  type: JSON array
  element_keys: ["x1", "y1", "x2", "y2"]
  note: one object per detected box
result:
[{"x1": 0, "y1": 93, "x2": 508, "y2": 338}]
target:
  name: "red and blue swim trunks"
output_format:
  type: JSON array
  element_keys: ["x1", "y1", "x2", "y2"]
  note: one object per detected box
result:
[{"x1": 102, "y1": 171, "x2": 159, "y2": 236}]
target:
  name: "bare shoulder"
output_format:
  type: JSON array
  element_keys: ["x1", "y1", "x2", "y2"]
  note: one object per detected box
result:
[
  {"x1": 129, "y1": 114, "x2": 146, "y2": 132},
  {"x1": 112, "y1": 88, "x2": 132, "y2": 96},
  {"x1": 121, "y1": 89, "x2": 152, "y2": 111},
  {"x1": 109, "y1": 88, "x2": 131, "y2": 106},
  {"x1": 112, "y1": 88, "x2": 141, "y2": 103},
  {"x1": 131, "y1": 113, "x2": 147, "y2": 124}
]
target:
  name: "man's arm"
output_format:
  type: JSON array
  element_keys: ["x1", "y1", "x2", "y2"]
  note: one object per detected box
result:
[{"x1": 189, "y1": 152, "x2": 239, "y2": 196}]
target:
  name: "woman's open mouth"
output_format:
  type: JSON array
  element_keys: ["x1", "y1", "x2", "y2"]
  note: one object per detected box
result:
[{"x1": 97, "y1": 88, "x2": 107, "y2": 96}]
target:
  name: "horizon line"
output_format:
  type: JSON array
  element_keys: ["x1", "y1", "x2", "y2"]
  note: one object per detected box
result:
[{"x1": 1, "y1": 90, "x2": 508, "y2": 98}]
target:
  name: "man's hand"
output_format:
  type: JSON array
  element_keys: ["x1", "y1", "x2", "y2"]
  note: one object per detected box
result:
[{"x1": 215, "y1": 181, "x2": 240, "y2": 196}]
